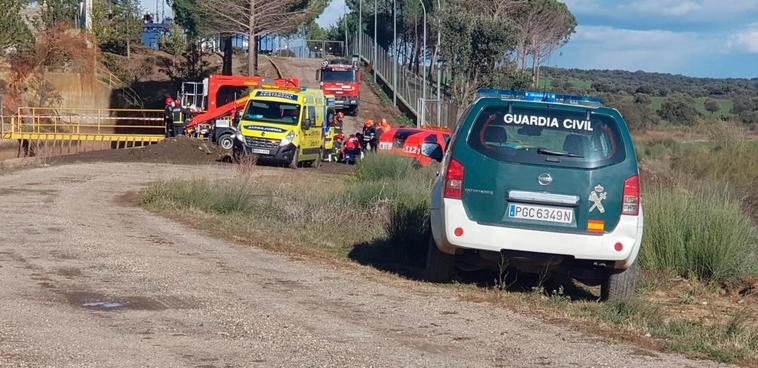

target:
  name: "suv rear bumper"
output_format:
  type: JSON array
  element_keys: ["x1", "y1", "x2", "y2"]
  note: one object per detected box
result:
[{"x1": 431, "y1": 198, "x2": 643, "y2": 270}]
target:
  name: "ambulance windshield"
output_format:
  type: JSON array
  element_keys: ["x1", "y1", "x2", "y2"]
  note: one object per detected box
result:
[{"x1": 243, "y1": 100, "x2": 301, "y2": 125}]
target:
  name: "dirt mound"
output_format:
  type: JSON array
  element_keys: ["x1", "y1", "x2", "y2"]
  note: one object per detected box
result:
[{"x1": 58, "y1": 137, "x2": 229, "y2": 165}]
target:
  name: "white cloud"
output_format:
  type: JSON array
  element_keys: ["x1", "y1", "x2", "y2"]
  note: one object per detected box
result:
[
  {"x1": 728, "y1": 23, "x2": 758, "y2": 53},
  {"x1": 559, "y1": 25, "x2": 716, "y2": 73}
]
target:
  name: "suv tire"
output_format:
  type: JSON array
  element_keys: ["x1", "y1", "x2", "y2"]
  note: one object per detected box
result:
[
  {"x1": 425, "y1": 236, "x2": 455, "y2": 282},
  {"x1": 601, "y1": 259, "x2": 638, "y2": 302}
]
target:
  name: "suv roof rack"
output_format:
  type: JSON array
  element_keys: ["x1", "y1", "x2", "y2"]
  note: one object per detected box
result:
[{"x1": 477, "y1": 89, "x2": 603, "y2": 106}]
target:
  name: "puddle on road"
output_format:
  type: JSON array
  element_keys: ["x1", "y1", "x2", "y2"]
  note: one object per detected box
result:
[
  {"x1": 63, "y1": 290, "x2": 195, "y2": 311},
  {"x1": 82, "y1": 301, "x2": 127, "y2": 310}
]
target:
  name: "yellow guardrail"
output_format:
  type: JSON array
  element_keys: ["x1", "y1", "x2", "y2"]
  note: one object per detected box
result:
[{"x1": 3, "y1": 107, "x2": 166, "y2": 143}]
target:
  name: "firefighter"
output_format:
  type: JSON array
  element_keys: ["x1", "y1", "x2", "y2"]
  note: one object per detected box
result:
[
  {"x1": 361, "y1": 119, "x2": 375, "y2": 152},
  {"x1": 164, "y1": 97, "x2": 175, "y2": 138},
  {"x1": 172, "y1": 98, "x2": 186, "y2": 136},
  {"x1": 333, "y1": 131, "x2": 345, "y2": 162},
  {"x1": 335, "y1": 111, "x2": 345, "y2": 129}
]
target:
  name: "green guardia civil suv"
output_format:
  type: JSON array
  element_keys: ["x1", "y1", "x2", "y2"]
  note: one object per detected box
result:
[{"x1": 427, "y1": 89, "x2": 643, "y2": 301}]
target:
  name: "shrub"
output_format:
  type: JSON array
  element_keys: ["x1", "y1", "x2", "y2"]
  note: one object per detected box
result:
[
  {"x1": 640, "y1": 182, "x2": 757, "y2": 284},
  {"x1": 658, "y1": 94, "x2": 700, "y2": 125},
  {"x1": 385, "y1": 192, "x2": 431, "y2": 261},
  {"x1": 352, "y1": 153, "x2": 420, "y2": 182}
]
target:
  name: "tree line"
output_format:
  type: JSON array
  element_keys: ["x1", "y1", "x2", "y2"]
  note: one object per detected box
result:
[
  {"x1": 308, "y1": 0, "x2": 576, "y2": 108},
  {"x1": 542, "y1": 67, "x2": 758, "y2": 126}
]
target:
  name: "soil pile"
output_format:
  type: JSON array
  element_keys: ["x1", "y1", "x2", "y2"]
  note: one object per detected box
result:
[{"x1": 58, "y1": 137, "x2": 229, "y2": 165}]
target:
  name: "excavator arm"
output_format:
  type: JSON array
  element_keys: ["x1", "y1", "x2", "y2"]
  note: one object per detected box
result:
[{"x1": 186, "y1": 96, "x2": 249, "y2": 130}]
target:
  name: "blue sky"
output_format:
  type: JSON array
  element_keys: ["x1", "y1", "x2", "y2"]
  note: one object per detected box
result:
[{"x1": 146, "y1": 0, "x2": 757, "y2": 78}]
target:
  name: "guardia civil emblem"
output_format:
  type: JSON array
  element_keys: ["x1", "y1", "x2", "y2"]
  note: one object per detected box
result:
[{"x1": 589, "y1": 184, "x2": 607, "y2": 213}]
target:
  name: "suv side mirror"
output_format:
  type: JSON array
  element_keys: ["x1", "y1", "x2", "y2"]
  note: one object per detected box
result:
[
  {"x1": 303, "y1": 118, "x2": 313, "y2": 130},
  {"x1": 421, "y1": 143, "x2": 444, "y2": 162}
]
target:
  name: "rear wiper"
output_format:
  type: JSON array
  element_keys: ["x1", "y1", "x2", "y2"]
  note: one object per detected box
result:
[{"x1": 537, "y1": 148, "x2": 582, "y2": 158}]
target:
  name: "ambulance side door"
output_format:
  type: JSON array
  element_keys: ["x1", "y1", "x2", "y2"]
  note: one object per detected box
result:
[{"x1": 307, "y1": 105, "x2": 319, "y2": 153}]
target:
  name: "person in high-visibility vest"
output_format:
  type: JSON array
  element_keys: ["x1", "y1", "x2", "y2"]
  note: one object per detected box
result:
[
  {"x1": 172, "y1": 98, "x2": 187, "y2": 136},
  {"x1": 164, "y1": 97, "x2": 175, "y2": 138}
]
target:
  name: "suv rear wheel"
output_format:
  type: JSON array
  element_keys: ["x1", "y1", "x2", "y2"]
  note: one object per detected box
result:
[
  {"x1": 601, "y1": 259, "x2": 638, "y2": 302},
  {"x1": 425, "y1": 236, "x2": 455, "y2": 282}
]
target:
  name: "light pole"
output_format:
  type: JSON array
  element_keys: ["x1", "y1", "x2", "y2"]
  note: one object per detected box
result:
[
  {"x1": 436, "y1": 0, "x2": 443, "y2": 126},
  {"x1": 344, "y1": 1, "x2": 349, "y2": 56},
  {"x1": 392, "y1": 0, "x2": 397, "y2": 106},
  {"x1": 436, "y1": 58, "x2": 444, "y2": 126},
  {"x1": 418, "y1": 0, "x2": 427, "y2": 127},
  {"x1": 373, "y1": 0, "x2": 377, "y2": 83},
  {"x1": 359, "y1": 0, "x2": 362, "y2": 56}
]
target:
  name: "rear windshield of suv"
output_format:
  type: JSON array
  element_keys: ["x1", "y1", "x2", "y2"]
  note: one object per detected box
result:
[{"x1": 467, "y1": 105, "x2": 625, "y2": 169}]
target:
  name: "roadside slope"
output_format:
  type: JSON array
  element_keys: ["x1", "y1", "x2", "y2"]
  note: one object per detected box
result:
[{"x1": 0, "y1": 162, "x2": 725, "y2": 367}]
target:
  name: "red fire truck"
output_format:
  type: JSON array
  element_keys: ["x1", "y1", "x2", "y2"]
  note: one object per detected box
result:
[{"x1": 317, "y1": 58, "x2": 361, "y2": 116}]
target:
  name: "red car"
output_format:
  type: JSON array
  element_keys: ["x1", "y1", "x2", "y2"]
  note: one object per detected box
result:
[{"x1": 377, "y1": 127, "x2": 451, "y2": 165}]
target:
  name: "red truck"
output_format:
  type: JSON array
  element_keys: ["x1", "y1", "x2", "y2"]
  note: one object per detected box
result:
[
  {"x1": 317, "y1": 58, "x2": 361, "y2": 116},
  {"x1": 180, "y1": 75, "x2": 298, "y2": 149}
]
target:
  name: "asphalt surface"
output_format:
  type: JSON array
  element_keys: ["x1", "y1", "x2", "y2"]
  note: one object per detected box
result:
[{"x1": 0, "y1": 162, "x2": 731, "y2": 368}]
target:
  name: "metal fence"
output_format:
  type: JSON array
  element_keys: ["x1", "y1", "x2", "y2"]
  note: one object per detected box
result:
[{"x1": 353, "y1": 32, "x2": 458, "y2": 128}]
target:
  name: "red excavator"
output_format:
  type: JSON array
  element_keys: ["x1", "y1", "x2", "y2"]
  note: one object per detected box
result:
[{"x1": 179, "y1": 75, "x2": 299, "y2": 149}]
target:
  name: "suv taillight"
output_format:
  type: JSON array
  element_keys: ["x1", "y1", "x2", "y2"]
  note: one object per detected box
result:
[
  {"x1": 444, "y1": 158, "x2": 464, "y2": 199},
  {"x1": 622, "y1": 175, "x2": 640, "y2": 216}
]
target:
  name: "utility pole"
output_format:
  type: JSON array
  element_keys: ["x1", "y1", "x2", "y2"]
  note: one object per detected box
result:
[
  {"x1": 392, "y1": 0, "x2": 397, "y2": 106},
  {"x1": 419, "y1": 0, "x2": 427, "y2": 127}
]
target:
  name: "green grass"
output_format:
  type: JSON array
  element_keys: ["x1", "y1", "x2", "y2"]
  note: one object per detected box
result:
[
  {"x1": 142, "y1": 153, "x2": 436, "y2": 261},
  {"x1": 636, "y1": 133, "x2": 758, "y2": 284},
  {"x1": 640, "y1": 182, "x2": 757, "y2": 284},
  {"x1": 573, "y1": 299, "x2": 758, "y2": 364}
]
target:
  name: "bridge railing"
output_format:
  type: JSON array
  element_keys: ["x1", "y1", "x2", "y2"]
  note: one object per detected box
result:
[{"x1": 10, "y1": 107, "x2": 165, "y2": 140}]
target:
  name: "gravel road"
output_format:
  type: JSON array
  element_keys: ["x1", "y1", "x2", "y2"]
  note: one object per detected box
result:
[{"x1": 0, "y1": 162, "x2": 729, "y2": 367}]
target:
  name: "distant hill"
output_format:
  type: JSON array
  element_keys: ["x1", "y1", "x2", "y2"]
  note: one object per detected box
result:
[
  {"x1": 540, "y1": 67, "x2": 758, "y2": 98},
  {"x1": 538, "y1": 67, "x2": 758, "y2": 126}
]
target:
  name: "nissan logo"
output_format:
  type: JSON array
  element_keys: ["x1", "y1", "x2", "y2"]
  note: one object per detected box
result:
[{"x1": 538, "y1": 173, "x2": 553, "y2": 186}]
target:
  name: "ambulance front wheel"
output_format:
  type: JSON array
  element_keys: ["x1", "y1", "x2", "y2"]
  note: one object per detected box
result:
[{"x1": 288, "y1": 149, "x2": 299, "y2": 169}]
